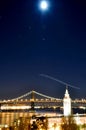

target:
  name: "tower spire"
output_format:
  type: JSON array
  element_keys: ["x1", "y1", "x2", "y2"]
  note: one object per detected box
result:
[
  {"x1": 66, "y1": 85, "x2": 68, "y2": 89},
  {"x1": 63, "y1": 86, "x2": 71, "y2": 116}
]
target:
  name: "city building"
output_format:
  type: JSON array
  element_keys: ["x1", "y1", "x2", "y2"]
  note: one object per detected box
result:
[{"x1": 63, "y1": 87, "x2": 71, "y2": 116}]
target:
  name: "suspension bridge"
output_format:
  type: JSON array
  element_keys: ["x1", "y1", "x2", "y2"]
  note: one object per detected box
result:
[{"x1": 0, "y1": 90, "x2": 86, "y2": 111}]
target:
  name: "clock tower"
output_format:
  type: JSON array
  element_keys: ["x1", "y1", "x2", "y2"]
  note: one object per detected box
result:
[{"x1": 63, "y1": 87, "x2": 71, "y2": 116}]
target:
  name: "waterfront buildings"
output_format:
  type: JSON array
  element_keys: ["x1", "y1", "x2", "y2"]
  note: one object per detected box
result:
[{"x1": 0, "y1": 89, "x2": 85, "y2": 129}]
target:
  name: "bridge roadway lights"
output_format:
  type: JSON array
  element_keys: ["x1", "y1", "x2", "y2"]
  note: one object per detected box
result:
[{"x1": 31, "y1": 101, "x2": 35, "y2": 111}]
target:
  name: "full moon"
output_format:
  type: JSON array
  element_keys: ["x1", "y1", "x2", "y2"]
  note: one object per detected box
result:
[{"x1": 39, "y1": 0, "x2": 49, "y2": 11}]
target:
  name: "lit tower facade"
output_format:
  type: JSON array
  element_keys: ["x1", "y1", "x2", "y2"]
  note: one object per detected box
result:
[{"x1": 63, "y1": 87, "x2": 71, "y2": 116}]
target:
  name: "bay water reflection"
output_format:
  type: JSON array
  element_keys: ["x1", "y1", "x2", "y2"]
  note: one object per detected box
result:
[{"x1": 0, "y1": 112, "x2": 31, "y2": 126}]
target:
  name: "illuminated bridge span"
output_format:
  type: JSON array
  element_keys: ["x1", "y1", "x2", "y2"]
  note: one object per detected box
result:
[
  {"x1": 0, "y1": 90, "x2": 63, "y2": 110},
  {"x1": 0, "y1": 90, "x2": 86, "y2": 110},
  {"x1": 2, "y1": 90, "x2": 62, "y2": 106},
  {"x1": 11, "y1": 90, "x2": 61, "y2": 101}
]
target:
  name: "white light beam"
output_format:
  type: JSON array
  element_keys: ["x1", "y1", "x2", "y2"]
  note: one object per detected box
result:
[{"x1": 40, "y1": 74, "x2": 80, "y2": 89}]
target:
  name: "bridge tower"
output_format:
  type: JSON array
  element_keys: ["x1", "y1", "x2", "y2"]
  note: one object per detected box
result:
[
  {"x1": 31, "y1": 91, "x2": 35, "y2": 111},
  {"x1": 63, "y1": 87, "x2": 71, "y2": 116}
]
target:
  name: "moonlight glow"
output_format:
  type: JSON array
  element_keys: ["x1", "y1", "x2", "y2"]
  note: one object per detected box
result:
[{"x1": 39, "y1": 0, "x2": 49, "y2": 11}]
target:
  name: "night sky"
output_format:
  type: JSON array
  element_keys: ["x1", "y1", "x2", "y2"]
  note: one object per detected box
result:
[{"x1": 0, "y1": 0, "x2": 86, "y2": 99}]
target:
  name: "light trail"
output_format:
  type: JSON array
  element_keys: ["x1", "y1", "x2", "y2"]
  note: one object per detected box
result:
[{"x1": 40, "y1": 74, "x2": 80, "y2": 89}]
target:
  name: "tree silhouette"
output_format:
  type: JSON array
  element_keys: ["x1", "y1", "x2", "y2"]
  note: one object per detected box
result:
[{"x1": 61, "y1": 115, "x2": 79, "y2": 130}]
